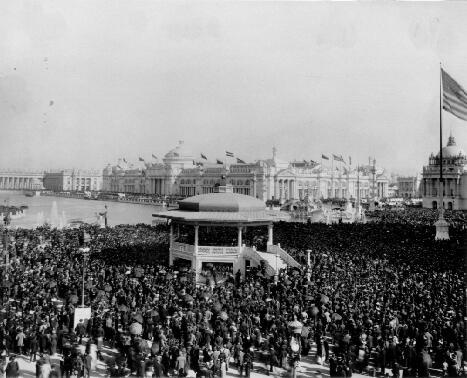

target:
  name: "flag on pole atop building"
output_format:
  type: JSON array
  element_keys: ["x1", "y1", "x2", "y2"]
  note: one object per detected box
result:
[
  {"x1": 152, "y1": 154, "x2": 157, "y2": 160},
  {"x1": 333, "y1": 154, "x2": 345, "y2": 163},
  {"x1": 216, "y1": 159, "x2": 223, "y2": 165},
  {"x1": 123, "y1": 158, "x2": 127, "y2": 163},
  {"x1": 201, "y1": 153, "x2": 207, "y2": 160},
  {"x1": 321, "y1": 154, "x2": 329, "y2": 160},
  {"x1": 236, "y1": 158, "x2": 246, "y2": 164},
  {"x1": 138, "y1": 157, "x2": 144, "y2": 162},
  {"x1": 442, "y1": 68, "x2": 467, "y2": 121},
  {"x1": 226, "y1": 151, "x2": 234, "y2": 157}
]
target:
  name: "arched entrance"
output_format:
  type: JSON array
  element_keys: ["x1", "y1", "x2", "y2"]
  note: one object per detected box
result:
[{"x1": 432, "y1": 201, "x2": 437, "y2": 209}]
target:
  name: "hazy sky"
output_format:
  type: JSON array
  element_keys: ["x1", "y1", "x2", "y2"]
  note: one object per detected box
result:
[{"x1": 1, "y1": 1, "x2": 466, "y2": 175}]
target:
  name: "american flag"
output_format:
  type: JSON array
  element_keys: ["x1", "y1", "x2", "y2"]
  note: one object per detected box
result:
[
  {"x1": 442, "y1": 69, "x2": 467, "y2": 121},
  {"x1": 225, "y1": 151, "x2": 234, "y2": 157}
]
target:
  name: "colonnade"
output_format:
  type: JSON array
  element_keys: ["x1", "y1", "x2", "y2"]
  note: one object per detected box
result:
[
  {"x1": 148, "y1": 178, "x2": 170, "y2": 195},
  {"x1": 0, "y1": 176, "x2": 38, "y2": 190}
]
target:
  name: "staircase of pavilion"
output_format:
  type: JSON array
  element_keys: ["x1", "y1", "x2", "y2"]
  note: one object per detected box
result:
[
  {"x1": 266, "y1": 243, "x2": 301, "y2": 269},
  {"x1": 242, "y1": 244, "x2": 300, "y2": 277}
]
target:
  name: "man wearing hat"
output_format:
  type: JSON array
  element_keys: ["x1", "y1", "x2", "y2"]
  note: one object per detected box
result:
[{"x1": 5, "y1": 355, "x2": 19, "y2": 378}]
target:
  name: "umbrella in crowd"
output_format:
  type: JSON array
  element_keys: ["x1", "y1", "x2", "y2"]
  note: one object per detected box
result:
[
  {"x1": 118, "y1": 304, "x2": 129, "y2": 312},
  {"x1": 129, "y1": 322, "x2": 142, "y2": 335},
  {"x1": 132, "y1": 313, "x2": 144, "y2": 324}
]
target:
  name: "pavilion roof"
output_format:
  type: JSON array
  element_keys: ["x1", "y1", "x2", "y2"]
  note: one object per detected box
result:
[{"x1": 153, "y1": 209, "x2": 290, "y2": 225}]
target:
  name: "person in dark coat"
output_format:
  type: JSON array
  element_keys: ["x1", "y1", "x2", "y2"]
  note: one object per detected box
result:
[
  {"x1": 50, "y1": 331, "x2": 58, "y2": 355},
  {"x1": 63, "y1": 354, "x2": 74, "y2": 378},
  {"x1": 153, "y1": 355, "x2": 164, "y2": 378},
  {"x1": 5, "y1": 355, "x2": 20, "y2": 378},
  {"x1": 269, "y1": 347, "x2": 278, "y2": 373},
  {"x1": 84, "y1": 352, "x2": 93, "y2": 378},
  {"x1": 35, "y1": 357, "x2": 43, "y2": 378},
  {"x1": 29, "y1": 332, "x2": 38, "y2": 362},
  {"x1": 75, "y1": 320, "x2": 86, "y2": 343}
]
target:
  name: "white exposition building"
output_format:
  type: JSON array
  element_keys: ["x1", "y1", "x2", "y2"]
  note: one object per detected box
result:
[
  {"x1": 422, "y1": 133, "x2": 467, "y2": 210},
  {"x1": 102, "y1": 141, "x2": 390, "y2": 201}
]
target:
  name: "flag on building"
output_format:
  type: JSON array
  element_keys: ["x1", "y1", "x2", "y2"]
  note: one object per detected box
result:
[
  {"x1": 152, "y1": 154, "x2": 157, "y2": 160},
  {"x1": 321, "y1": 154, "x2": 329, "y2": 160},
  {"x1": 123, "y1": 158, "x2": 127, "y2": 163},
  {"x1": 226, "y1": 151, "x2": 234, "y2": 157},
  {"x1": 138, "y1": 157, "x2": 144, "y2": 162},
  {"x1": 333, "y1": 154, "x2": 345, "y2": 163},
  {"x1": 201, "y1": 153, "x2": 207, "y2": 160},
  {"x1": 236, "y1": 158, "x2": 246, "y2": 164},
  {"x1": 442, "y1": 68, "x2": 467, "y2": 121},
  {"x1": 216, "y1": 159, "x2": 223, "y2": 165}
]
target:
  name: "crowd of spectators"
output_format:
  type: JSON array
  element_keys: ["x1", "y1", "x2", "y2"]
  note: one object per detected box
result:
[{"x1": 0, "y1": 208, "x2": 464, "y2": 378}]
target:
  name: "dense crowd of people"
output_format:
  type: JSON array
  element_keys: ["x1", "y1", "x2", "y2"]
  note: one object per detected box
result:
[
  {"x1": 366, "y1": 208, "x2": 467, "y2": 228},
  {"x1": 0, "y1": 208, "x2": 465, "y2": 378}
]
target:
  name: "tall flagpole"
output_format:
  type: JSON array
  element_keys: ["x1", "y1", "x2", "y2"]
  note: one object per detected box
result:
[
  {"x1": 331, "y1": 156, "x2": 334, "y2": 199},
  {"x1": 435, "y1": 64, "x2": 450, "y2": 240},
  {"x1": 318, "y1": 156, "x2": 322, "y2": 200},
  {"x1": 356, "y1": 164, "x2": 361, "y2": 221}
]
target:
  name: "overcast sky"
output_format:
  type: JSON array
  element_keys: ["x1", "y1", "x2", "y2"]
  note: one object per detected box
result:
[{"x1": 1, "y1": 1, "x2": 466, "y2": 175}]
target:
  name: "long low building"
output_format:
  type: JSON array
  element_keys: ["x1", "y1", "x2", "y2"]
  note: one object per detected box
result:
[
  {"x1": 103, "y1": 141, "x2": 390, "y2": 201},
  {"x1": 0, "y1": 170, "x2": 44, "y2": 190}
]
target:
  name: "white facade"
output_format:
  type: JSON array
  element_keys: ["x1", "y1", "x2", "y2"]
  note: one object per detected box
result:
[
  {"x1": 43, "y1": 169, "x2": 103, "y2": 192},
  {"x1": 103, "y1": 141, "x2": 391, "y2": 201},
  {"x1": 397, "y1": 175, "x2": 422, "y2": 198},
  {"x1": 422, "y1": 134, "x2": 467, "y2": 210}
]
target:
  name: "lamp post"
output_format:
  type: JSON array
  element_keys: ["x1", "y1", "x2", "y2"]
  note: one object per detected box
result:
[
  {"x1": 79, "y1": 247, "x2": 90, "y2": 307},
  {"x1": 288, "y1": 317, "x2": 303, "y2": 378},
  {"x1": 306, "y1": 249, "x2": 311, "y2": 282},
  {"x1": 79, "y1": 232, "x2": 91, "y2": 307},
  {"x1": 274, "y1": 250, "x2": 279, "y2": 284}
]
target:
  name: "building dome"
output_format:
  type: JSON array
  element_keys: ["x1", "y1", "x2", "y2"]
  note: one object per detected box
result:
[
  {"x1": 164, "y1": 140, "x2": 194, "y2": 160},
  {"x1": 437, "y1": 134, "x2": 466, "y2": 158},
  {"x1": 179, "y1": 192, "x2": 266, "y2": 212}
]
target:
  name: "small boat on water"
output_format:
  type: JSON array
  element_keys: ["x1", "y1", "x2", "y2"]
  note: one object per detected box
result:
[{"x1": 24, "y1": 190, "x2": 41, "y2": 197}]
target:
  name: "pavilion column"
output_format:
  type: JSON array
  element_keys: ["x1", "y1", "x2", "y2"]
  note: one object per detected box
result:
[
  {"x1": 194, "y1": 225, "x2": 199, "y2": 253},
  {"x1": 193, "y1": 225, "x2": 200, "y2": 281},
  {"x1": 169, "y1": 223, "x2": 174, "y2": 265},
  {"x1": 237, "y1": 226, "x2": 242, "y2": 252},
  {"x1": 267, "y1": 224, "x2": 273, "y2": 246}
]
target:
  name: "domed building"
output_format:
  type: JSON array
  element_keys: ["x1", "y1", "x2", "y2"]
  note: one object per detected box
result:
[
  {"x1": 422, "y1": 133, "x2": 467, "y2": 210},
  {"x1": 102, "y1": 141, "x2": 390, "y2": 202}
]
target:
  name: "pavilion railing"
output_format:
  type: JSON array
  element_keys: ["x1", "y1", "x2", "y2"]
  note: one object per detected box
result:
[{"x1": 267, "y1": 244, "x2": 301, "y2": 268}]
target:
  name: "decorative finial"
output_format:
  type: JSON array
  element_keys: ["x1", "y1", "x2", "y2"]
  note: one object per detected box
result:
[{"x1": 447, "y1": 132, "x2": 456, "y2": 147}]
